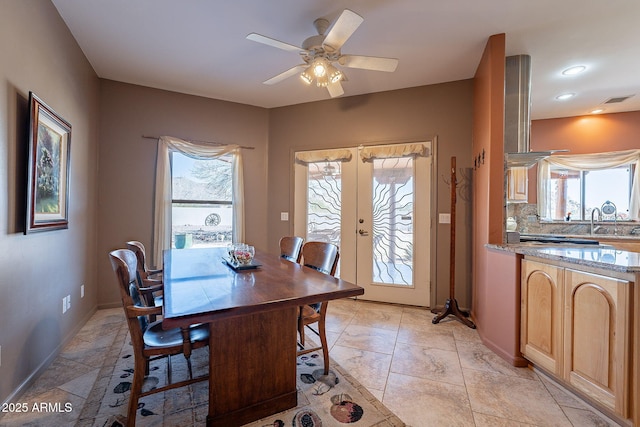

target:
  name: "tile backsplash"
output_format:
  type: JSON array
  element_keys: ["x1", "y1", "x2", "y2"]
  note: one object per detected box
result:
[{"x1": 507, "y1": 203, "x2": 640, "y2": 236}]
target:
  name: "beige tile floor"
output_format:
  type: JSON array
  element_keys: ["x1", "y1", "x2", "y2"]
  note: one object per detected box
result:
[{"x1": 0, "y1": 299, "x2": 622, "y2": 426}]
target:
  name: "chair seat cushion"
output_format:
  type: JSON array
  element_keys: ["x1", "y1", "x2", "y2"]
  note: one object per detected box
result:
[
  {"x1": 143, "y1": 321, "x2": 209, "y2": 348},
  {"x1": 188, "y1": 323, "x2": 209, "y2": 342},
  {"x1": 300, "y1": 305, "x2": 321, "y2": 323}
]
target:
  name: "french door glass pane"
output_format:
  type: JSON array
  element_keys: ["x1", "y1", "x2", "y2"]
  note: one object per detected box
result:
[
  {"x1": 372, "y1": 157, "x2": 414, "y2": 286},
  {"x1": 307, "y1": 161, "x2": 342, "y2": 248}
]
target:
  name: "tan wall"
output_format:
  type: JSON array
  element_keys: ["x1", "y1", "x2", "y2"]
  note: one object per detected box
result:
[
  {"x1": 97, "y1": 80, "x2": 269, "y2": 307},
  {"x1": 267, "y1": 81, "x2": 474, "y2": 309},
  {"x1": 0, "y1": 1, "x2": 100, "y2": 403}
]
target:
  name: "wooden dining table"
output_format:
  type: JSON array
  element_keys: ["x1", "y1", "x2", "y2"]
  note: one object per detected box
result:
[{"x1": 161, "y1": 246, "x2": 364, "y2": 427}]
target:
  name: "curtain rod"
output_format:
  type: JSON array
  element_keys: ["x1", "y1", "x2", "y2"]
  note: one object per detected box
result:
[{"x1": 142, "y1": 135, "x2": 255, "y2": 150}]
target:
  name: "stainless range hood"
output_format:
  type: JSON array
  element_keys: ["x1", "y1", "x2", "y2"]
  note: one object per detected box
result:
[{"x1": 504, "y1": 55, "x2": 566, "y2": 168}]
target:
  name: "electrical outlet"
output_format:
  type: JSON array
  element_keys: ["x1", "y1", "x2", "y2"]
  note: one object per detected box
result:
[
  {"x1": 81, "y1": 284, "x2": 85, "y2": 298},
  {"x1": 67, "y1": 295, "x2": 71, "y2": 311},
  {"x1": 280, "y1": 212, "x2": 289, "y2": 221},
  {"x1": 62, "y1": 297, "x2": 67, "y2": 314}
]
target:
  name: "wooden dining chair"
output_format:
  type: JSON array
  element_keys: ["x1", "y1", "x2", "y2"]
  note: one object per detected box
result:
[
  {"x1": 279, "y1": 236, "x2": 304, "y2": 263},
  {"x1": 109, "y1": 249, "x2": 209, "y2": 427},
  {"x1": 126, "y1": 240, "x2": 163, "y2": 319},
  {"x1": 297, "y1": 241, "x2": 340, "y2": 375},
  {"x1": 126, "y1": 240, "x2": 163, "y2": 282}
]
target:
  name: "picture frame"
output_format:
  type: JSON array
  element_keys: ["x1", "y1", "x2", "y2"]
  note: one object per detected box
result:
[{"x1": 25, "y1": 92, "x2": 71, "y2": 234}]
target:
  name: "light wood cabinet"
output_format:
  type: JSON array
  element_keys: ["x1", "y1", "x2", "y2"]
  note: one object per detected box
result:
[
  {"x1": 521, "y1": 259, "x2": 564, "y2": 375},
  {"x1": 521, "y1": 259, "x2": 633, "y2": 421},
  {"x1": 564, "y1": 268, "x2": 630, "y2": 417},
  {"x1": 507, "y1": 166, "x2": 528, "y2": 202}
]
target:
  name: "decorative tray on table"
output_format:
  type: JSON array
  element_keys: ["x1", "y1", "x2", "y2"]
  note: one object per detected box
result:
[{"x1": 222, "y1": 258, "x2": 261, "y2": 271}]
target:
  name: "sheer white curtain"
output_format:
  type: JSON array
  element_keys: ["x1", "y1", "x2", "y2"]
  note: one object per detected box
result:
[
  {"x1": 152, "y1": 136, "x2": 244, "y2": 266},
  {"x1": 537, "y1": 149, "x2": 640, "y2": 220}
]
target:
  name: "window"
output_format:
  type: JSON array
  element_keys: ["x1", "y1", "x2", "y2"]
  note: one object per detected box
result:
[
  {"x1": 170, "y1": 152, "x2": 233, "y2": 248},
  {"x1": 547, "y1": 164, "x2": 632, "y2": 221},
  {"x1": 538, "y1": 149, "x2": 640, "y2": 222}
]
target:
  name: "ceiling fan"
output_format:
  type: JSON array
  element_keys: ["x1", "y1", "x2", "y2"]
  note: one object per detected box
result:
[{"x1": 246, "y1": 9, "x2": 399, "y2": 98}]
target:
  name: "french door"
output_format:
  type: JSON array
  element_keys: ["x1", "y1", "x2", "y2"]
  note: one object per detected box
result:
[{"x1": 294, "y1": 142, "x2": 432, "y2": 306}]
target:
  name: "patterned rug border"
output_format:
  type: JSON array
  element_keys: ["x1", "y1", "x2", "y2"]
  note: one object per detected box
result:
[
  {"x1": 74, "y1": 318, "x2": 405, "y2": 426},
  {"x1": 327, "y1": 361, "x2": 404, "y2": 426}
]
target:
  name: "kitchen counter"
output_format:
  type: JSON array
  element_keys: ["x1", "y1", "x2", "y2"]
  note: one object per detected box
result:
[{"x1": 487, "y1": 243, "x2": 640, "y2": 273}]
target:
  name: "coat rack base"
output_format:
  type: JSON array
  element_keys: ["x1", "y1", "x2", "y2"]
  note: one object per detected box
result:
[{"x1": 432, "y1": 298, "x2": 476, "y2": 329}]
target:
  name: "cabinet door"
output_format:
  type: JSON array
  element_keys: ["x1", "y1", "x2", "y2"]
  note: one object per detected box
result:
[
  {"x1": 564, "y1": 269, "x2": 630, "y2": 416},
  {"x1": 521, "y1": 260, "x2": 564, "y2": 374},
  {"x1": 507, "y1": 167, "x2": 528, "y2": 202}
]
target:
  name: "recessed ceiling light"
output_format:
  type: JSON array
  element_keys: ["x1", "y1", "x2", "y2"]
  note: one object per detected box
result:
[
  {"x1": 590, "y1": 108, "x2": 605, "y2": 114},
  {"x1": 556, "y1": 93, "x2": 575, "y2": 101},
  {"x1": 562, "y1": 65, "x2": 586, "y2": 76}
]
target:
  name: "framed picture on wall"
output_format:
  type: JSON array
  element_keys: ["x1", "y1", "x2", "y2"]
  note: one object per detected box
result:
[{"x1": 25, "y1": 92, "x2": 72, "y2": 234}]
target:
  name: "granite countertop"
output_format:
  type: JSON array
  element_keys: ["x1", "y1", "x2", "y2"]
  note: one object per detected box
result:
[{"x1": 487, "y1": 243, "x2": 640, "y2": 273}]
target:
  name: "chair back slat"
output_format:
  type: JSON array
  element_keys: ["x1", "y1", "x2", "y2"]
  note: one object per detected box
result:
[
  {"x1": 301, "y1": 241, "x2": 339, "y2": 276},
  {"x1": 126, "y1": 240, "x2": 150, "y2": 278},
  {"x1": 109, "y1": 249, "x2": 149, "y2": 352},
  {"x1": 279, "y1": 236, "x2": 304, "y2": 263}
]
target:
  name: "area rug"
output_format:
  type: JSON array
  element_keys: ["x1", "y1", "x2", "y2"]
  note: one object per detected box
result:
[{"x1": 76, "y1": 319, "x2": 405, "y2": 427}]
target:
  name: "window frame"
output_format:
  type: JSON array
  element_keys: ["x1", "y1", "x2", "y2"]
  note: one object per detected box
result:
[{"x1": 544, "y1": 162, "x2": 634, "y2": 221}]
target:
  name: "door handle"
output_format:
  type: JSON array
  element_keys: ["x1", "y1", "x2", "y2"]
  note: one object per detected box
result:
[{"x1": 358, "y1": 229, "x2": 369, "y2": 236}]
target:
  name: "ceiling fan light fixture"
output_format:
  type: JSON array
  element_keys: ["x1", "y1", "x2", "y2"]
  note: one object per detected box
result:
[
  {"x1": 312, "y1": 58, "x2": 328, "y2": 78},
  {"x1": 316, "y1": 75, "x2": 329, "y2": 87},
  {"x1": 327, "y1": 64, "x2": 343, "y2": 83},
  {"x1": 300, "y1": 67, "x2": 313, "y2": 85},
  {"x1": 248, "y1": 9, "x2": 398, "y2": 98}
]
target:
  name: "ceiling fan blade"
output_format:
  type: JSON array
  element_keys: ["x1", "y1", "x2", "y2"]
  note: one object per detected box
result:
[
  {"x1": 322, "y1": 9, "x2": 364, "y2": 53},
  {"x1": 246, "y1": 33, "x2": 302, "y2": 52},
  {"x1": 338, "y1": 55, "x2": 399, "y2": 72},
  {"x1": 327, "y1": 81, "x2": 344, "y2": 98},
  {"x1": 263, "y1": 64, "x2": 307, "y2": 85}
]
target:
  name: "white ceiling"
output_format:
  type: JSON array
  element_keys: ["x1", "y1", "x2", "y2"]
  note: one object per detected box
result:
[{"x1": 51, "y1": 0, "x2": 640, "y2": 120}]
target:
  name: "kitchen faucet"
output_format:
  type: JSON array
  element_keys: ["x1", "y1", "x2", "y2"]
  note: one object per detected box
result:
[{"x1": 590, "y1": 207, "x2": 601, "y2": 235}]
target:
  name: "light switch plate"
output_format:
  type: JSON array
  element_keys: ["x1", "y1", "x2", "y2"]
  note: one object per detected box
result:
[{"x1": 439, "y1": 213, "x2": 451, "y2": 224}]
